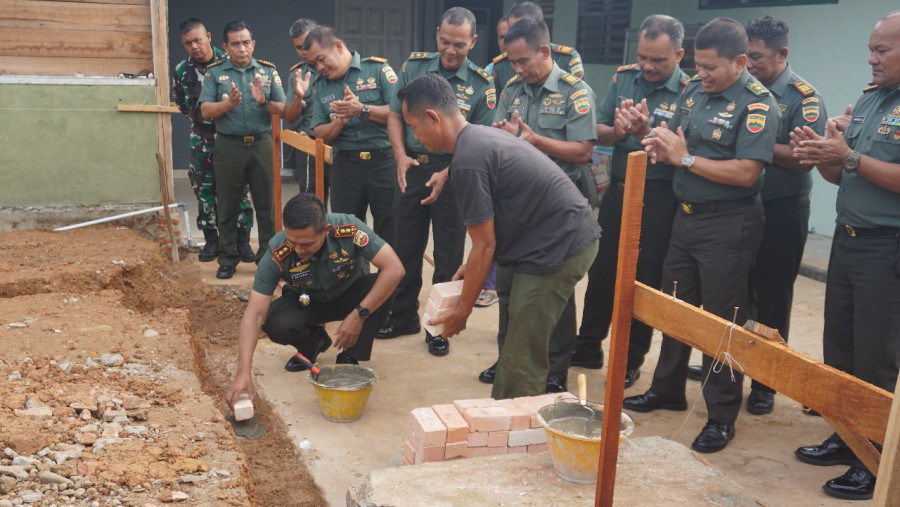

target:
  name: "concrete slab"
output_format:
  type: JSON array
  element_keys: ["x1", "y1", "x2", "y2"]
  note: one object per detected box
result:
[{"x1": 347, "y1": 436, "x2": 759, "y2": 506}]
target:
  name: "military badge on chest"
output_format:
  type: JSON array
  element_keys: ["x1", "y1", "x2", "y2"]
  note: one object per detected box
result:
[{"x1": 356, "y1": 76, "x2": 377, "y2": 92}]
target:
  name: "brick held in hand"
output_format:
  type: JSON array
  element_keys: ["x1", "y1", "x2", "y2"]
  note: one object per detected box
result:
[{"x1": 428, "y1": 280, "x2": 464, "y2": 309}]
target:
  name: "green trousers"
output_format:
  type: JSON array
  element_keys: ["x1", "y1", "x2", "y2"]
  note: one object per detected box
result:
[
  {"x1": 492, "y1": 240, "x2": 599, "y2": 399},
  {"x1": 213, "y1": 135, "x2": 275, "y2": 267}
]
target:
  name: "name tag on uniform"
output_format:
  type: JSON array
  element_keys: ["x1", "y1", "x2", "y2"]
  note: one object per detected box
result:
[
  {"x1": 851, "y1": 115, "x2": 866, "y2": 124},
  {"x1": 321, "y1": 94, "x2": 336, "y2": 104},
  {"x1": 653, "y1": 108, "x2": 674, "y2": 120},
  {"x1": 540, "y1": 106, "x2": 565, "y2": 115}
]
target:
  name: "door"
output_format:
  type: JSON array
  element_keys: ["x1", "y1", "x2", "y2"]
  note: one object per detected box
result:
[{"x1": 336, "y1": 0, "x2": 414, "y2": 67}]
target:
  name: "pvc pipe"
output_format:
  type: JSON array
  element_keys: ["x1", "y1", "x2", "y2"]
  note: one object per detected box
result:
[{"x1": 53, "y1": 203, "x2": 184, "y2": 231}]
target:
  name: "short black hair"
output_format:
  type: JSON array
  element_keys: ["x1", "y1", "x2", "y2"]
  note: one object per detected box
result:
[
  {"x1": 745, "y1": 16, "x2": 789, "y2": 52},
  {"x1": 223, "y1": 20, "x2": 252, "y2": 42},
  {"x1": 179, "y1": 18, "x2": 205, "y2": 36},
  {"x1": 441, "y1": 7, "x2": 477, "y2": 37},
  {"x1": 397, "y1": 73, "x2": 458, "y2": 118},
  {"x1": 695, "y1": 17, "x2": 748, "y2": 61},
  {"x1": 303, "y1": 25, "x2": 343, "y2": 52},
  {"x1": 504, "y1": 17, "x2": 549, "y2": 52},
  {"x1": 283, "y1": 193, "x2": 327, "y2": 231},
  {"x1": 639, "y1": 14, "x2": 685, "y2": 51},
  {"x1": 289, "y1": 18, "x2": 318, "y2": 39},
  {"x1": 508, "y1": 2, "x2": 543, "y2": 21}
]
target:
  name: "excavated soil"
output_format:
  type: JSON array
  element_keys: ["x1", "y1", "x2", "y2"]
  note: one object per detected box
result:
[{"x1": 0, "y1": 227, "x2": 325, "y2": 506}]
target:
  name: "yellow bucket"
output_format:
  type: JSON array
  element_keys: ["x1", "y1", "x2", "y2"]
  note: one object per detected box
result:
[
  {"x1": 307, "y1": 364, "x2": 377, "y2": 423},
  {"x1": 537, "y1": 401, "x2": 634, "y2": 484}
]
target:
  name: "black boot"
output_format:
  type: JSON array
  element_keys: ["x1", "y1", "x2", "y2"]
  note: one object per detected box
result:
[
  {"x1": 199, "y1": 229, "x2": 218, "y2": 262},
  {"x1": 237, "y1": 228, "x2": 255, "y2": 263}
]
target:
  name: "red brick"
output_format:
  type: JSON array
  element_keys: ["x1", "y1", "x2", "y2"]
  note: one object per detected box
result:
[
  {"x1": 420, "y1": 444, "x2": 445, "y2": 463},
  {"x1": 409, "y1": 407, "x2": 447, "y2": 447},
  {"x1": 462, "y1": 406, "x2": 511, "y2": 432},
  {"x1": 497, "y1": 399, "x2": 532, "y2": 430},
  {"x1": 402, "y1": 458, "x2": 412, "y2": 466},
  {"x1": 467, "y1": 431, "x2": 489, "y2": 447},
  {"x1": 403, "y1": 440, "x2": 415, "y2": 464},
  {"x1": 432, "y1": 404, "x2": 469, "y2": 443},
  {"x1": 429, "y1": 280, "x2": 464, "y2": 309},
  {"x1": 527, "y1": 443, "x2": 549, "y2": 454},
  {"x1": 508, "y1": 427, "x2": 547, "y2": 447},
  {"x1": 444, "y1": 441, "x2": 467, "y2": 460},
  {"x1": 487, "y1": 430, "x2": 509, "y2": 447},
  {"x1": 425, "y1": 298, "x2": 452, "y2": 320},
  {"x1": 507, "y1": 446, "x2": 527, "y2": 454},
  {"x1": 452, "y1": 398, "x2": 495, "y2": 413},
  {"x1": 467, "y1": 446, "x2": 508, "y2": 458}
]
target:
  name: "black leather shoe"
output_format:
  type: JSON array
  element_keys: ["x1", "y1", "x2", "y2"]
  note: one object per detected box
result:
[
  {"x1": 795, "y1": 435, "x2": 856, "y2": 466},
  {"x1": 237, "y1": 228, "x2": 255, "y2": 263},
  {"x1": 215, "y1": 265, "x2": 235, "y2": 279},
  {"x1": 479, "y1": 362, "x2": 497, "y2": 384},
  {"x1": 376, "y1": 316, "x2": 421, "y2": 339},
  {"x1": 426, "y1": 334, "x2": 449, "y2": 356},
  {"x1": 285, "y1": 331, "x2": 332, "y2": 372},
  {"x1": 823, "y1": 466, "x2": 875, "y2": 500},
  {"x1": 623, "y1": 390, "x2": 687, "y2": 413},
  {"x1": 691, "y1": 421, "x2": 735, "y2": 453},
  {"x1": 571, "y1": 348, "x2": 604, "y2": 369},
  {"x1": 686, "y1": 364, "x2": 703, "y2": 381},
  {"x1": 746, "y1": 389, "x2": 774, "y2": 415},
  {"x1": 624, "y1": 367, "x2": 641, "y2": 388},
  {"x1": 336, "y1": 352, "x2": 358, "y2": 365},
  {"x1": 546, "y1": 371, "x2": 568, "y2": 393}
]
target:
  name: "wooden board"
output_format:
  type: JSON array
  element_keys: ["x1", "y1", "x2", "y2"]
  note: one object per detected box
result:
[
  {"x1": 32, "y1": 0, "x2": 148, "y2": 5},
  {"x1": 874, "y1": 370, "x2": 900, "y2": 502},
  {"x1": 0, "y1": 55, "x2": 152, "y2": 76},
  {"x1": 117, "y1": 104, "x2": 179, "y2": 113},
  {"x1": 0, "y1": 1, "x2": 150, "y2": 32},
  {"x1": 0, "y1": 27, "x2": 151, "y2": 60},
  {"x1": 282, "y1": 129, "x2": 334, "y2": 164},
  {"x1": 150, "y1": 0, "x2": 173, "y2": 204}
]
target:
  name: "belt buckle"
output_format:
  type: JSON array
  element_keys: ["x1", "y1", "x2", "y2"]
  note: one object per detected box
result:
[
  {"x1": 359, "y1": 151, "x2": 372, "y2": 160},
  {"x1": 844, "y1": 225, "x2": 857, "y2": 237},
  {"x1": 243, "y1": 135, "x2": 255, "y2": 143},
  {"x1": 681, "y1": 202, "x2": 694, "y2": 214},
  {"x1": 416, "y1": 154, "x2": 429, "y2": 164}
]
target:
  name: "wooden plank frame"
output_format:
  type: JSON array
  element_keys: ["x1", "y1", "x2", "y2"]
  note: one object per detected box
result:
[
  {"x1": 595, "y1": 151, "x2": 899, "y2": 505},
  {"x1": 149, "y1": 0, "x2": 173, "y2": 204},
  {"x1": 281, "y1": 129, "x2": 333, "y2": 206}
]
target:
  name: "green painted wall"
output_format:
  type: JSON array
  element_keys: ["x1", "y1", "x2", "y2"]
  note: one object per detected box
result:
[{"x1": 0, "y1": 82, "x2": 161, "y2": 207}]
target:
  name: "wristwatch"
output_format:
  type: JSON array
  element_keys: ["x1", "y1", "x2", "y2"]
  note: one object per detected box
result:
[
  {"x1": 358, "y1": 104, "x2": 370, "y2": 120},
  {"x1": 355, "y1": 305, "x2": 370, "y2": 320},
  {"x1": 842, "y1": 150, "x2": 861, "y2": 173},
  {"x1": 681, "y1": 153, "x2": 696, "y2": 170},
  {"x1": 262, "y1": 97, "x2": 271, "y2": 108}
]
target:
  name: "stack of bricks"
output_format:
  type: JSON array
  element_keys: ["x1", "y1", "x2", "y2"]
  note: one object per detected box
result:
[
  {"x1": 155, "y1": 211, "x2": 185, "y2": 262},
  {"x1": 403, "y1": 392, "x2": 575, "y2": 466},
  {"x1": 422, "y1": 280, "x2": 464, "y2": 336}
]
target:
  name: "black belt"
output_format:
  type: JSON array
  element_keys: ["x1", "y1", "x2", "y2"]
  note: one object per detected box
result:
[
  {"x1": 338, "y1": 148, "x2": 393, "y2": 160},
  {"x1": 219, "y1": 132, "x2": 269, "y2": 143},
  {"x1": 679, "y1": 195, "x2": 755, "y2": 215},
  {"x1": 841, "y1": 224, "x2": 900, "y2": 238},
  {"x1": 407, "y1": 150, "x2": 452, "y2": 165},
  {"x1": 612, "y1": 177, "x2": 672, "y2": 192}
]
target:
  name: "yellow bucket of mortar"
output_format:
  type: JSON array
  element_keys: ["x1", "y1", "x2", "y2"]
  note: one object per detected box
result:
[
  {"x1": 537, "y1": 401, "x2": 634, "y2": 484},
  {"x1": 307, "y1": 364, "x2": 377, "y2": 423}
]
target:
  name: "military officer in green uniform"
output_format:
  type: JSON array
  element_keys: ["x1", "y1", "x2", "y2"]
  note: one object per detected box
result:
[
  {"x1": 226, "y1": 193, "x2": 404, "y2": 403},
  {"x1": 199, "y1": 20, "x2": 286, "y2": 279},
  {"x1": 479, "y1": 17, "x2": 596, "y2": 394},
  {"x1": 304, "y1": 26, "x2": 397, "y2": 245},
  {"x1": 282, "y1": 18, "x2": 324, "y2": 197},
  {"x1": 625, "y1": 17, "x2": 779, "y2": 454},
  {"x1": 490, "y1": 2, "x2": 585, "y2": 91},
  {"x1": 574, "y1": 14, "x2": 690, "y2": 389},
  {"x1": 791, "y1": 11, "x2": 900, "y2": 501},
  {"x1": 377, "y1": 7, "x2": 496, "y2": 357},
  {"x1": 172, "y1": 18, "x2": 254, "y2": 263}
]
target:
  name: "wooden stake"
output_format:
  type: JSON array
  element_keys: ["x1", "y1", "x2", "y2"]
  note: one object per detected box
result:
[
  {"x1": 149, "y1": 0, "x2": 173, "y2": 204},
  {"x1": 596, "y1": 151, "x2": 647, "y2": 506},
  {"x1": 315, "y1": 138, "x2": 326, "y2": 202},
  {"x1": 156, "y1": 153, "x2": 179, "y2": 263},
  {"x1": 273, "y1": 116, "x2": 283, "y2": 232}
]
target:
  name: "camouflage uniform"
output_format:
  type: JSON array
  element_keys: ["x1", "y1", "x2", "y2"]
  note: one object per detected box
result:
[{"x1": 172, "y1": 46, "x2": 253, "y2": 232}]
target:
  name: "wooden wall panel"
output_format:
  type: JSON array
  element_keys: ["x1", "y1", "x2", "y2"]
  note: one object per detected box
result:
[
  {"x1": 0, "y1": 1, "x2": 150, "y2": 32},
  {"x1": 0, "y1": 28, "x2": 151, "y2": 59},
  {"x1": 31, "y1": 0, "x2": 148, "y2": 5},
  {"x1": 0, "y1": 56, "x2": 152, "y2": 76}
]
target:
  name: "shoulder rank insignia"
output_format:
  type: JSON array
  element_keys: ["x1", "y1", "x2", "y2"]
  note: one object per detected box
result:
[
  {"x1": 206, "y1": 60, "x2": 224, "y2": 69},
  {"x1": 333, "y1": 224, "x2": 357, "y2": 238},
  {"x1": 792, "y1": 79, "x2": 816, "y2": 96},
  {"x1": 409, "y1": 51, "x2": 432, "y2": 60},
  {"x1": 256, "y1": 59, "x2": 276, "y2": 68},
  {"x1": 506, "y1": 74, "x2": 520, "y2": 87},
  {"x1": 561, "y1": 72, "x2": 580, "y2": 86},
  {"x1": 616, "y1": 63, "x2": 639, "y2": 73},
  {"x1": 681, "y1": 77, "x2": 690, "y2": 86},
  {"x1": 746, "y1": 81, "x2": 768, "y2": 96},
  {"x1": 863, "y1": 84, "x2": 878, "y2": 92},
  {"x1": 367, "y1": 56, "x2": 388, "y2": 63},
  {"x1": 690, "y1": 74, "x2": 701, "y2": 81},
  {"x1": 493, "y1": 52, "x2": 507, "y2": 64},
  {"x1": 474, "y1": 65, "x2": 493, "y2": 82},
  {"x1": 553, "y1": 44, "x2": 575, "y2": 55},
  {"x1": 272, "y1": 242, "x2": 292, "y2": 262},
  {"x1": 289, "y1": 61, "x2": 303, "y2": 72}
]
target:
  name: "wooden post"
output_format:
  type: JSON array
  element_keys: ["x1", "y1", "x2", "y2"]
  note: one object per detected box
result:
[
  {"x1": 149, "y1": 0, "x2": 173, "y2": 204},
  {"x1": 315, "y1": 138, "x2": 326, "y2": 202},
  {"x1": 156, "y1": 153, "x2": 179, "y2": 263},
  {"x1": 273, "y1": 116, "x2": 283, "y2": 232},
  {"x1": 874, "y1": 370, "x2": 900, "y2": 504},
  {"x1": 595, "y1": 151, "x2": 647, "y2": 505}
]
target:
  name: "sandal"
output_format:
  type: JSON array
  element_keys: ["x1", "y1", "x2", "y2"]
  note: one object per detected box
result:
[{"x1": 475, "y1": 290, "x2": 499, "y2": 307}]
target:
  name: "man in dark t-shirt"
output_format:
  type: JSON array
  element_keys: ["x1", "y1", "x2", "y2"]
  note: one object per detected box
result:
[{"x1": 396, "y1": 73, "x2": 600, "y2": 399}]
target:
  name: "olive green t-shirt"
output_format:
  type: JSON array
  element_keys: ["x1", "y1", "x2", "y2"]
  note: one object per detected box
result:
[{"x1": 198, "y1": 57, "x2": 286, "y2": 135}]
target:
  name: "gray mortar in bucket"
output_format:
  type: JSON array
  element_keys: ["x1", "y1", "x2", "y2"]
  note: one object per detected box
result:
[
  {"x1": 538, "y1": 400, "x2": 634, "y2": 439},
  {"x1": 307, "y1": 364, "x2": 377, "y2": 390}
]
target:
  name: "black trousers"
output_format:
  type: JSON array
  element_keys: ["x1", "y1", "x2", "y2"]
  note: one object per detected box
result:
[
  {"x1": 578, "y1": 179, "x2": 676, "y2": 368},
  {"x1": 823, "y1": 225, "x2": 900, "y2": 393},
  {"x1": 389, "y1": 158, "x2": 465, "y2": 324},
  {"x1": 330, "y1": 151, "x2": 395, "y2": 245},
  {"x1": 748, "y1": 194, "x2": 809, "y2": 393},
  {"x1": 649, "y1": 198, "x2": 765, "y2": 424},
  {"x1": 261, "y1": 274, "x2": 394, "y2": 361}
]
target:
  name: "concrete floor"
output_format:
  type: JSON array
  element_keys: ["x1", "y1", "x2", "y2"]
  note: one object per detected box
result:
[{"x1": 174, "y1": 171, "x2": 864, "y2": 506}]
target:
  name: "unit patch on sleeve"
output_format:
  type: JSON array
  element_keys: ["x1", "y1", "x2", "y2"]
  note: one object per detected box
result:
[
  {"x1": 746, "y1": 113, "x2": 767, "y2": 133},
  {"x1": 353, "y1": 230, "x2": 369, "y2": 247}
]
